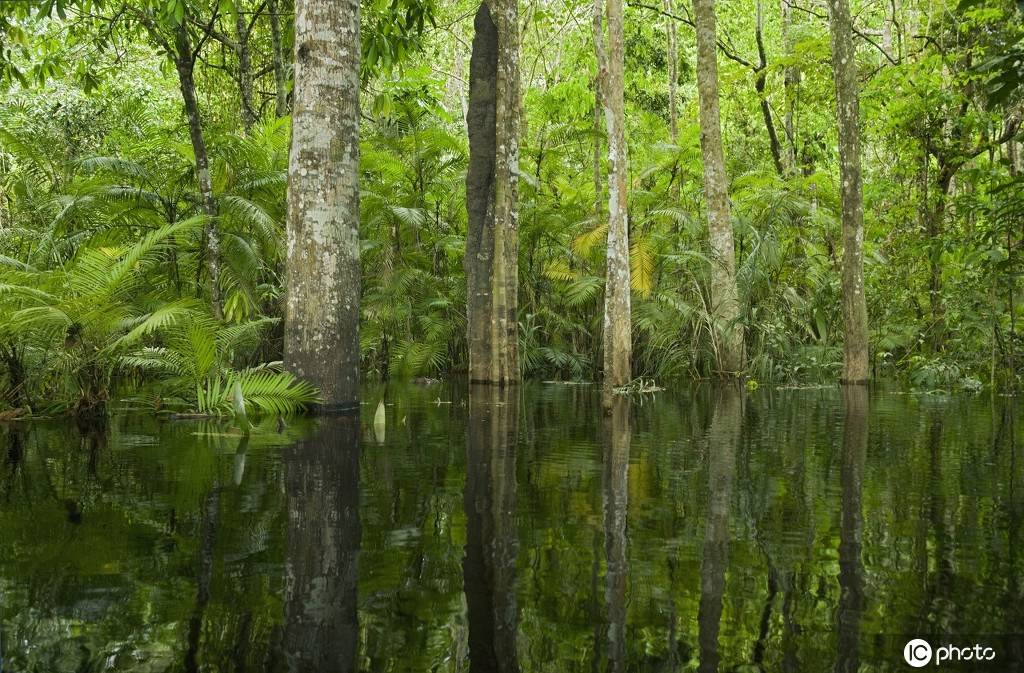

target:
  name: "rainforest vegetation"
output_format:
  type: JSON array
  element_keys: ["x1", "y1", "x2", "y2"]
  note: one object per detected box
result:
[{"x1": 0, "y1": 0, "x2": 1023, "y2": 416}]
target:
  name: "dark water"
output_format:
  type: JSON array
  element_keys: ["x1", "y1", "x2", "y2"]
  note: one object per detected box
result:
[{"x1": 1, "y1": 384, "x2": 1023, "y2": 672}]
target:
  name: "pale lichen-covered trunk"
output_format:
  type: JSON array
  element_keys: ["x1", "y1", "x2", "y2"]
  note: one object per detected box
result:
[
  {"x1": 597, "y1": 0, "x2": 632, "y2": 397},
  {"x1": 173, "y1": 22, "x2": 223, "y2": 320},
  {"x1": 693, "y1": 0, "x2": 744, "y2": 375},
  {"x1": 464, "y1": 385, "x2": 520, "y2": 672},
  {"x1": 602, "y1": 396, "x2": 630, "y2": 673},
  {"x1": 828, "y1": 0, "x2": 870, "y2": 383},
  {"x1": 283, "y1": 415, "x2": 360, "y2": 672},
  {"x1": 465, "y1": 0, "x2": 520, "y2": 385},
  {"x1": 698, "y1": 384, "x2": 739, "y2": 673},
  {"x1": 285, "y1": 0, "x2": 361, "y2": 409}
]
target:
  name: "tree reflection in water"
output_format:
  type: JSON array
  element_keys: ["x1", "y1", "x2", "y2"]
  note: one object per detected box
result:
[
  {"x1": 835, "y1": 386, "x2": 867, "y2": 673},
  {"x1": 464, "y1": 385, "x2": 520, "y2": 673},
  {"x1": 698, "y1": 385, "x2": 740, "y2": 673},
  {"x1": 282, "y1": 413, "x2": 361, "y2": 672},
  {"x1": 603, "y1": 395, "x2": 630, "y2": 673}
]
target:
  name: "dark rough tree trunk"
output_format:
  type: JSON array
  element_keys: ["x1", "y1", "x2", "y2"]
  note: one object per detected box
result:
[
  {"x1": 268, "y1": 0, "x2": 289, "y2": 117},
  {"x1": 173, "y1": 21, "x2": 223, "y2": 320},
  {"x1": 284, "y1": 0, "x2": 361, "y2": 409},
  {"x1": 283, "y1": 415, "x2": 360, "y2": 672},
  {"x1": 754, "y1": 0, "x2": 785, "y2": 177},
  {"x1": 693, "y1": 0, "x2": 744, "y2": 374},
  {"x1": 827, "y1": 0, "x2": 870, "y2": 383},
  {"x1": 463, "y1": 385, "x2": 520, "y2": 673},
  {"x1": 465, "y1": 0, "x2": 520, "y2": 385},
  {"x1": 697, "y1": 385, "x2": 739, "y2": 673},
  {"x1": 836, "y1": 386, "x2": 867, "y2": 673},
  {"x1": 598, "y1": 0, "x2": 632, "y2": 397},
  {"x1": 603, "y1": 396, "x2": 630, "y2": 673}
]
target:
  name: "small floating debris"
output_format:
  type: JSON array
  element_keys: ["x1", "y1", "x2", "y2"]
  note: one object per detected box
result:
[{"x1": 613, "y1": 377, "x2": 663, "y2": 395}]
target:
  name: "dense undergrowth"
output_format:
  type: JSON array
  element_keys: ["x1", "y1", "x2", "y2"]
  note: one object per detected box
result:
[{"x1": 1, "y1": 0, "x2": 1023, "y2": 416}]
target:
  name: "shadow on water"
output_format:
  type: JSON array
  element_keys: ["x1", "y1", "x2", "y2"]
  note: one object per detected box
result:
[
  {"x1": 280, "y1": 413, "x2": 361, "y2": 672},
  {"x1": 463, "y1": 385, "x2": 520, "y2": 673}
]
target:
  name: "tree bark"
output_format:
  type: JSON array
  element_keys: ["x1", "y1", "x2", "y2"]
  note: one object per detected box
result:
[
  {"x1": 283, "y1": 415, "x2": 360, "y2": 673},
  {"x1": 465, "y1": 0, "x2": 520, "y2": 385},
  {"x1": 592, "y1": 0, "x2": 605, "y2": 218},
  {"x1": 234, "y1": 5, "x2": 257, "y2": 130},
  {"x1": 827, "y1": 0, "x2": 870, "y2": 383},
  {"x1": 285, "y1": 0, "x2": 362, "y2": 409},
  {"x1": 599, "y1": 0, "x2": 632, "y2": 397},
  {"x1": 755, "y1": 0, "x2": 785, "y2": 177},
  {"x1": 781, "y1": 0, "x2": 798, "y2": 173},
  {"x1": 174, "y1": 21, "x2": 223, "y2": 320},
  {"x1": 693, "y1": 0, "x2": 744, "y2": 374},
  {"x1": 268, "y1": 0, "x2": 289, "y2": 117},
  {"x1": 666, "y1": 0, "x2": 680, "y2": 200},
  {"x1": 464, "y1": 385, "x2": 520, "y2": 673}
]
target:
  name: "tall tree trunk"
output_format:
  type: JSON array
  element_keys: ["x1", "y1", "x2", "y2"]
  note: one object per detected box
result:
[
  {"x1": 926, "y1": 165, "x2": 954, "y2": 352},
  {"x1": 268, "y1": 0, "x2": 289, "y2": 117},
  {"x1": 285, "y1": 0, "x2": 361, "y2": 409},
  {"x1": 464, "y1": 385, "x2": 520, "y2": 673},
  {"x1": 827, "y1": 0, "x2": 870, "y2": 383},
  {"x1": 693, "y1": 0, "x2": 744, "y2": 374},
  {"x1": 283, "y1": 415, "x2": 360, "y2": 672},
  {"x1": 603, "y1": 396, "x2": 630, "y2": 673},
  {"x1": 465, "y1": 0, "x2": 521, "y2": 385},
  {"x1": 599, "y1": 0, "x2": 632, "y2": 397},
  {"x1": 234, "y1": 6, "x2": 257, "y2": 130},
  {"x1": 174, "y1": 22, "x2": 223, "y2": 320},
  {"x1": 666, "y1": 0, "x2": 680, "y2": 200}
]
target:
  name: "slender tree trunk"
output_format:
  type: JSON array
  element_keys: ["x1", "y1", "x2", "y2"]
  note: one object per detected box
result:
[
  {"x1": 592, "y1": 0, "x2": 605, "y2": 218},
  {"x1": 781, "y1": 0, "x2": 798, "y2": 172},
  {"x1": 754, "y1": 0, "x2": 785, "y2": 177},
  {"x1": 599, "y1": 0, "x2": 632, "y2": 397},
  {"x1": 234, "y1": 7, "x2": 257, "y2": 130},
  {"x1": 926, "y1": 166, "x2": 954, "y2": 352},
  {"x1": 285, "y1": 0, "x2": 361, "y2": 409},
  {"x1": 465, "y1": 0, "x2": 521, "y2": 385},
  {"x1": 693, "y1": 0, "x2": 744, "y2": 374},
  {"x1": 268, "y1": 0, "x2": 289, "y2": 117},
  {"x1": 174, "y1": 23, "x2": 223, "y2": 320},
  {"x1": 666, "y1": 0, "x2": 680, "y2": 200},
  {"x1": 827, "y1": 0, "x2": 870, "y2": 383}
]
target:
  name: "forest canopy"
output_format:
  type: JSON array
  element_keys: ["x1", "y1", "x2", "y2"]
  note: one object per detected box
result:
[{"x1": 0, "y1": 0, "x2": 1023, "y2": 416}]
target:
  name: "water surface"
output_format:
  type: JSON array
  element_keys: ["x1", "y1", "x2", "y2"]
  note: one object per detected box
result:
[{"x1": 1, "y1": 384, "x2": 1022, "y2": 672}]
